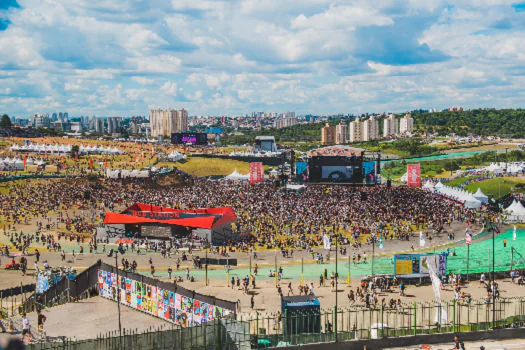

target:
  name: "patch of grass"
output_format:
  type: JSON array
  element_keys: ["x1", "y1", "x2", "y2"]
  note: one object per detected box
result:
[
  {"x1": 463, "y1": 177, "x2": 525, "y2": 199},
  {"x1": 168, "y1": 158, "x2": 252, "y2": 177}
]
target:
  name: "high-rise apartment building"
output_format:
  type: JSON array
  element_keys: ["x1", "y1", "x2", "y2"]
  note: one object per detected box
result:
[
  {"x1": 383, "y1": 114, "x2": 398, "y2": 137},
  {"x1": 51, "y1": 113, "x2": 58, "y2": 122},
  {"x1": 399, "y1": 113, "x2": 414, "y2": 134},
  {"x1": 335, "y1": 122, "x2": 348, "y2": 144},
  {"x1": 363, "y1": 116, "x2": 379, "y2": 141},
  {"x1": 321, "y1": 123, "x2": 335, "y2": 145},
  {"x1": 273, "y1": 112, "x2": 297, "y2": 129},
  {"x1": 95, "y1": 118, "x2": 104, "y2": 133},
  {"x1": 150, "y1": 108, "x2": 188, "y2": 137},
  {"x1": 349, "y1": 118, "x2": 363, "y2": 143},
  {"x1": 107, "y1": 117, "x2": 121, "y2": 134}
]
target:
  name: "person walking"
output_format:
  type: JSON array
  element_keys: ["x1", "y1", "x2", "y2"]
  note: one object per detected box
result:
[{"x1": 21, "y1": 313, "x2": 31, "y2": 343}]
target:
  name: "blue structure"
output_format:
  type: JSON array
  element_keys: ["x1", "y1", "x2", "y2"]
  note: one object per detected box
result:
[{"x1": 281, "y1": 295, "x2": 321, "y2": 335}]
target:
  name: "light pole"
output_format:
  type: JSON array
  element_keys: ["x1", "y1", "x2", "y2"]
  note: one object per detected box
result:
[{"x1": 114, "y1": 251, "x2": 123, "y2": 347}]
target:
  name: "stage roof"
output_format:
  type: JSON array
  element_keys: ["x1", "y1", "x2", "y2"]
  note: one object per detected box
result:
[
  {"x1": 103, "y1": 203, "x2": 236, "y2": 230},
  {"x1": 307, "y1": 146, "x2": 365, "y2": 157}
]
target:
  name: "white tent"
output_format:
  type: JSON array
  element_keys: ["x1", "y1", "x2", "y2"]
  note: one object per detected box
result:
[
  {"x1": 473, "y1": 188, "x2": 489, "y2": 203},
  {"x1": 512, "y1": 202, "x2": 525, "y2": 216},
  {"x1": 225, "y1": 169, "x2": 250, "y2": 180},
  {"x1": 506, "y1": 200, "x2": 518, "y2": 212},
  {"x1": 434, "y1": 181, "x2": 444, "y2": 189},
  {"x1": 400, "y1": 172, "x2": 408, "y2": 183},
  {"x1": 423, "y1": 180, "x2": 434, "y2": 190},
  {"x1": 269, "y1": 169, "x2": 279, "y2": 176},
  {"x1": 167, "y1": 151, "x2": 183, "y2": 161},
  {"x1": 463, "y1": 193, "x2": 482, "y2": 209}
]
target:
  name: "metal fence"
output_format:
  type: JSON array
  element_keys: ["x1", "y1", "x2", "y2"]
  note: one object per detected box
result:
[
  {"x1": 28, "y1": 318, "x2": 250, "y2": 350},
  {"x1": 25, "y1": 297, "x2": 525, "y2": 349}
]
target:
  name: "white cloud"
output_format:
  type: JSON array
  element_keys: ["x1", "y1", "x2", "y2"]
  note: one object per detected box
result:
[
  {"x1": 132, "y1": 77, "x2": 155, "y2": 85},
  {"x1": 0, "y1": 0, "x2": 524, "y2": 116}
]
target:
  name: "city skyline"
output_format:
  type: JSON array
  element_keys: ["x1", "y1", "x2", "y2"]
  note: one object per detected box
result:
[{"x1": 1, "y1": 1, "x2": 525, "y2": 117}]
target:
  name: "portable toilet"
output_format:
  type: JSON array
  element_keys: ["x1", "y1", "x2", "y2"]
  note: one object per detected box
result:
[{"x1": 281, "y1": 295, "x2": 321, "y2": 335}]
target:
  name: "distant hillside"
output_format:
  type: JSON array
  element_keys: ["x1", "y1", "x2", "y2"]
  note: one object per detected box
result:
[{"x1": 412, "y1": 109, "x2": 525, "y2": 137}]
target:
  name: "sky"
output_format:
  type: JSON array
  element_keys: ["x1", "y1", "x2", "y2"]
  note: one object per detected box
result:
[{"x1": 1, "y1": 0, "x2": 525, "y2": 118}]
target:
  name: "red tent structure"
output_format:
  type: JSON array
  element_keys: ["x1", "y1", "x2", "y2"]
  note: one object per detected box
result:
[{"x1": 102, "y1": 203, "x2": 238, "y2": 243}]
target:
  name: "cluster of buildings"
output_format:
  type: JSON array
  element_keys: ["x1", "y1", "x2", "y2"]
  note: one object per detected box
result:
[
  {"x1": 272, "y1": 112, "x2": 297, "y2": 129},
  {"x1": 321, "y1": 114, "x2": 414, "y2": 145},
  {"x1": 149, "y1": 108, "x2": 188, "y2": 137},
  {"x1": 449, "y1": 106, "x2": 464, "y2": 112}
]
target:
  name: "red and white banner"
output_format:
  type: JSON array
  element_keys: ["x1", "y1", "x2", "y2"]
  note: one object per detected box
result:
[
  {"x1": 249, "y1": 162, "x2": 264, "y2": 184},
  {"x1": 407, "y1": 164, "x2": 421, "y2": 187}
]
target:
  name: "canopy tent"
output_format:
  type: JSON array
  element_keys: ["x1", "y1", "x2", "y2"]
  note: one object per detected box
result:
[
  {"x1": 269, "y1": 169, "x2": 279, "y2": 176},
  {"x1": 463, "y1": 193, "x2": 482, "y2": 209},
  {"x1": 511, "y1": 202, "x2": 525, "y2": 216},
  {"x1": 506, "y1": 200, "x2": 519, "y2": 212},
  {"x1": 434, "y1": 181, "x2": 444, "y2": 189},
  {"x1": 225, "y1": 169, "x2": 250, "y2": 180},
  {"x1": 485, "y1": 163, "x2": 503, "y2": 173},
  {"x1": 400, "y1": 172, "x2": 407, "y2": 183},
  {"x1": 422, "y1": 180, "x2": 434, "y2": 190},
  {"x1": 473, "y1": 188, "x2": 489, "y2": 203},
  {"x1": 167, "y1": 151, "x2": 183, "y2": 161}
]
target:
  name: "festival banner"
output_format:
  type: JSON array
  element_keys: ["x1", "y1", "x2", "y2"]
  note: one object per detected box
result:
[
  {"x1": 249, "y1": 162, "x2": 264, "y2": 184},
  {"x1": 407, "y1": 164, "x2": 421, "y2": 187}
]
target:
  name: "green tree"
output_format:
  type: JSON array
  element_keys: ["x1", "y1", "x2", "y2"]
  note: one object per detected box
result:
[{"x1": 0, "y1": 114, "x2": 12, "y2": 128}]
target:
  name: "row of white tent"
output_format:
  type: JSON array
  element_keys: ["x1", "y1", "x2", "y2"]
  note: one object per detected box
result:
[
  {"x1": 505, "y1": 200, "x2": 525, "y2": 216},
  {"x1": 105, "y1": 169, "x2": 149, "y2": 178},
  {"x1": 422, "y1": 180, "x2": 489, "y2": 209},
  {"x1": 485, "y1": 162, "x2": 525, "y2": 173},
  {"x1": 228, "y1": 151, "x2": 281, "y2": 157},
  {"x1": 9, "y1": 143, "x2": 124, "y2": 155},
  {"x1": 0, "y1": 157, "x2": 47, "y2": 170},
  {"x1": 78, "y1": 145, "x2": 124, "y2": 154},
  {"x1": 113, "y1": 138, "x2": 160, "y2": 143}
]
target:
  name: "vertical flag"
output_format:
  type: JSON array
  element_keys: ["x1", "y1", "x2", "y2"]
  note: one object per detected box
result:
[
  {"x1": 323, "y1": 234, "x2": 331, "y2": 250},
  {"x1": 249, "y1": 162, "x2": 264, "y2": 184},
  {"x1": 465, "y1": 228, "x2": 472, "y2": 245},
  {"x1": 89, "y1": 157, "x2": 93, "y2": 169},
  {"x1": 151, "y1": 145, "x2": 155, "y2": 156},
  {"x1": 23, "y1": 155, "x2": 27, "y2": 167},
  {"x1": 419, "y1": 231, "x2": 426, "y2": 247},
  {"x1": 135, "y1": 153, "x2": 140, "y2": 163},
  {"x1": 141, "y1": 151, "x2": 145, "y2": 160},
  {"x1": 104, "y1": 158, "x2": 109, "y2": 169},
  {"x1": 378, "y1": 231, "x2": 383, "y2": 249},
  {"x1": 61, "y1": 155, "x2": 66, "y2": 168},
  {"x1": 407, "y1": 164, "x2": 421, "y2": 187},
  {"x1": 74, "y1": 152, "x2": 79, "y2": 161},
  {"x1": 514, "y1": 225, "x2": 517, "y2": 241}
]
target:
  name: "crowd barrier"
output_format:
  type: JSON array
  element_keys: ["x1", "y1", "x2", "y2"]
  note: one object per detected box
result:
[{"x1": 25, "y1": 297, "x2": 525, "y2": 349}]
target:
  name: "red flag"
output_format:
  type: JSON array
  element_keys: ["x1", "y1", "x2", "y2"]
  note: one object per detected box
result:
[
  {"x1": 62, "y1": 155, "x2": 66, "y2": 168},
  {"x1": 23, "y1": 155, "x2": 27, "y2": 166},
  {"x1": 104, "y1": 158, "x2": 109, "y2": 169},
  {"x1": 89, "y1": 157, "x2": 93, "y2": 169}
]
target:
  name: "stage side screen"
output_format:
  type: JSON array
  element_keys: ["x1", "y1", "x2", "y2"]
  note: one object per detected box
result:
[{"x1": 171, "y1": 133, "x2": 208, "y2": 145}]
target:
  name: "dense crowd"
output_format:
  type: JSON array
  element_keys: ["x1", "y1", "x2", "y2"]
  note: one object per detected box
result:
[{"x1": 0, "y1": 177, "x2": 479, "y2": 252}]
